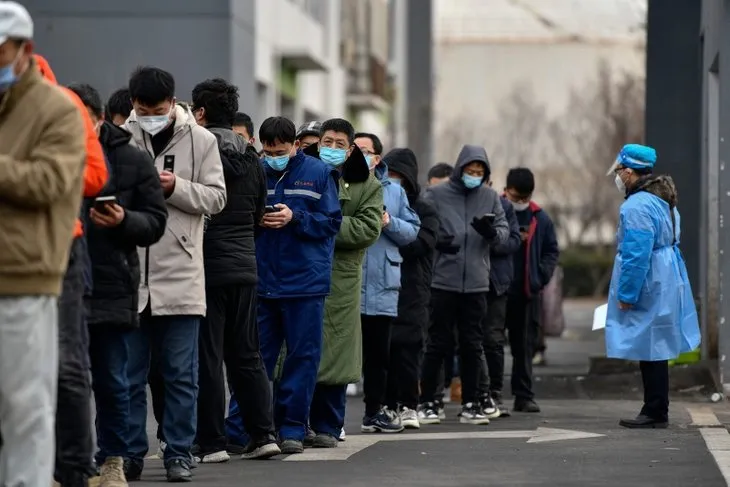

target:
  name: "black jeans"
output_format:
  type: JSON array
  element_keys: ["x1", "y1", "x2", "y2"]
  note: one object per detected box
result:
[
  {"x1": 361, "y1": 315, "x2": 393, "y2": 417},
  {"x1": 478, "y1": 292, "x2": 508, "y2": 397},
  {"x1": 506, "y1": 294, "x2": 538, "y2": 401},
  {"x1": 56, "y1": 237, "x2": 93, "y2": 485},
  {"x1": 421, "y1": 290, "x2": 487, "y2": 405},
  {"x1": 197, "y1": 285, "x2": 274, "y2": 450},
  {"x1": 149, "y1": 351, "x2": 165, "y2": 442},
  {"x1": 640, "y1": 360, "x2": 669, "y2": 422},
  {"x1": 385, "y1": 339, "x2": 423, "y2": 410}
]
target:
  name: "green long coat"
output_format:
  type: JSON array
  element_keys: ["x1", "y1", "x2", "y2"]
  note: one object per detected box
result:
[
  {"x1": 318, "y1": 174, "x2": 383, "y2": 384},
  {"x1": 272, "y1": 173, "x2": 383, "y2": 384}
]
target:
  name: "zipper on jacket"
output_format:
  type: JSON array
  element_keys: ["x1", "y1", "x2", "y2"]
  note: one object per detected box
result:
[
  {"x1": 269, "y1": 171, "x2": 288, "y2": 296},
  {"x1": 462, "y1": 198, "x2": 468, "y2": 293}
]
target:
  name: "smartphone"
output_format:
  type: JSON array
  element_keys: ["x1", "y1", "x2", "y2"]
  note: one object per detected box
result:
[
  {"x1": 519, "y1": 226, "x2": 529, "y2": 233},
  {"x1": 264, "y1": 205, "x2": 279, "y2": 213},
  {"x1": 484, "y1": 213, "x2": 496, "y2": 221},
  {"x1": 163, "y1": 155, "x2": 175, "y2": 173},
  {"x1": 94, "y1": 195, "x2": 117, "y2": 213}
]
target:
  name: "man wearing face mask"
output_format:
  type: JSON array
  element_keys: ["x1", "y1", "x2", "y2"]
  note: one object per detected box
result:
[
  {"x1": 503, "y1": 168, "x2": 559, "y2": 414},
  {"x1": 0, "y1": 4, "x2": 88, "y2": 486},
  {"x1": 418, "y1": 145, "x2": 509, "y2": 425},
  {"x1": 296, "y1": 120, "x2": 322, "y2": 151},
  {"x1": 122, "y1": 66, "x2": 227, "y2": 482},
  {"x1": 354, "y1": 132, "x2": 420, "y2": 434},
  {"x1": 605, "y1": 144, "x2": 699, "y2": 429},
  {"x1": 254, "y1": 116, "x2": 342, "y2": 454}
]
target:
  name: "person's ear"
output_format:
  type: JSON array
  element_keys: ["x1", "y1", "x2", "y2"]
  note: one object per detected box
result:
[{"x1": 346, "y1": 145, "x2": 353, "y2": 159}]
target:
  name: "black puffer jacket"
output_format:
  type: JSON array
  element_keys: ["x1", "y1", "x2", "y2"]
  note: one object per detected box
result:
[
  {"x1": 86, "y1": 121, "x2": 168, "y2": 329},
  {"x1": 384, "y1": 149, "x2": 440, "y2": 344},
  {"x1": 204, "y1": 124, "x2": 267, "y2": 287}
]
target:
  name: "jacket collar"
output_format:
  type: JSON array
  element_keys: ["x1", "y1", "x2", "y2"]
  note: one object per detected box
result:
[{"x1": 303, "y1": 144, "x2": 370, "y2": 184}]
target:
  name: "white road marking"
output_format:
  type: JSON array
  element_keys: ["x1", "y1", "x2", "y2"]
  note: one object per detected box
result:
[
  {"x1": 283, "y1": 428, "x2": 605, "y2": 462},
  {"x1": 701, "y1": 428, "x2": 730, "y2": 485},
  {"x1": 688, "y1": 407, "x2": 722, "y2": 426}
]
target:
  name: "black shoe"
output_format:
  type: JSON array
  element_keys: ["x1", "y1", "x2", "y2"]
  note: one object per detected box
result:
[
  {"x1": 166, "y1": 459, "x2": 192, "y2": 482},
  {"x1": 619, "y1": 414, "x2": 668, "y2": 429},
  {"x1": 57, "y1": 471, "x2": 89, "y2": 487},
  {"x1": 491, "y1": 391, "x2": 511, "y2": 417},
  {"x1": 303, "y1": 426, "x2": 316, "y2": 447},
  {"x1": 225, "y1": 440, "x2": 247, "y2": 455},
  {"x1": 123, "y1": 458, "x2": 143, "y2": 481},
  {"x1": 514, "y1": 399, "x2": 541, "y2": 413},
  {"x1": 241, "y1": 435, "x2": 281, "y2": 459}
]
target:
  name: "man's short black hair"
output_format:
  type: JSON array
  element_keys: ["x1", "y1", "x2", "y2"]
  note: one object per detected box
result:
[
  {"x1": 320, "y1": 118, "x2": 355, "y2": 145},
  {"x1": 66, "y1": 83, "x2": 103, "y2": 118},
  {"x1": 128, "y1": 66, "x2": 175, "y2": 106},
  {"x1": 106, "y1": 87, "x2": 133, "y2": 120},
  {"x1": 259, "y1": 116, "x2": 296, "y2": 145},
  {"x1": 428, "y1": 163, "x2": 454, "y2": 180},
  {"x1": 354, "y1": 132, "x2": 383, "y2": 155},
  {"x1": 233, "y1": 112, "x2": 254, "y2": 137},
  {"x1": 506, "y1": 167, "x2": 536, "y2": 195},
  {"x1": 191, "y1": 78, "x2": 239, "y2": 126}
]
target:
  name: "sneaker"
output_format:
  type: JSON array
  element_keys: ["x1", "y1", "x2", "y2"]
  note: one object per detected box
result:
[
  {"x1": 459, "y1": 402, "x2": 490, "y2": 425},
  {"x1": 191, "y1": 445, "x2": 230, "y2": 464},
  {"x1": 514, "y1": 399, "x2": 541, "y2": 413},
  {"x1": 165, "y1": 459, "x2": 192, "y2": 482},
  {"x1": 399, "y1": 406, "x2": 420, "y2": 429},
  {"x1": 491, "y1": 391, "x2": 511, "y2": 417},
  {"x1": 338, "y1": 428, "x2": 346, "y2": 442},
  {"x1": 99, "y1": 456, "x2": 127, "y2": 487},
  {"x1": 480, "y1": 395, "x2": 501, "y2": 419},
  {"x1": 279, "y1": 439, "x2": 304, "y2": 455},
  {"x1": 417, "y1": 403, "x2": 441, "y2": 425},
  {"x1": 532, "y1": 352, "x2": 547, "y2": 366},
  {"x1": 156, "y1": 440, "x2": 167, "y2": 459},
  {"x1": 241, "y1": 436, "x2": 281, "y2": 459},
  {"x1": 225, "y1": 440, "x2": 247, "y2": 455},
  {"x1": 434, "y1": 399, "x2": 447, "y2": 419},
  {"x1": 122, "y1": 459, "x2": 142, "y2": 482},
  {"x1": 312, "y1": 433, "x2": 338, "y2": 448},
  {"x1": 361, "y1": 408, "x2": 405, "y2": 433},
  {"x1": 303, "y1": 426, "x2": 317, "y2": 447}
]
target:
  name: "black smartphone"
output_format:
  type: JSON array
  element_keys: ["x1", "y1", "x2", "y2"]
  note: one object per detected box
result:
[
  {"x1": 519, "y1": 226, "x2": 528, "y2": 233},
  {"x1": 484, "y1": 213, "x2": 496, "y2": 221},
  {"x1": 163, "y1": 155, "x2": 175, "y2": 172},
  {"x1": 264, "y1": 205, "x2": 279, "y2": 213},
  {"x1": 94, "y1": 195, "x2": 117, "y2": 213}
]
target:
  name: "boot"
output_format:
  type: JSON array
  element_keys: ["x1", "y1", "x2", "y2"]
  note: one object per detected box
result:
[{"x1": 99, "y1": 456, "x2": 128, "y2": 487}]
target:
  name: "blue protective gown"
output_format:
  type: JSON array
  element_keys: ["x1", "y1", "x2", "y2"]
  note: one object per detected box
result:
[{"x1": 606, "y1": 190, "x2": 701, "y2": 361}]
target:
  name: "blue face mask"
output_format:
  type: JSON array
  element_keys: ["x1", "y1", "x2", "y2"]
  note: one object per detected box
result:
[
  {"x1": 320, "y1": 147, "x2": 348, "y2": 167},
  {"x1": 0, "y1": 47, "x2": 23, "y2": 93},
  {"x1": 389, "y1": 177, "x2": 402, "y2": 185},
  {"x1": 462, "y1": 174, "x2": 483, "y2": 189},
  {"x1": 264, "y1": 154, "x2": 290, "y2": 171}
]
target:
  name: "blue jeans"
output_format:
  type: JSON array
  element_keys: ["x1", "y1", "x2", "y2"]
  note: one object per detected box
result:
[
  {"x1": 90, "y1": 327, "x2": 131, "y2": 463},
  {"x1": 309, "y1": 383, "x2": 347, "y2": 438},
  {"x1": 259, "y1": 297, "x2": 325, "y2": 441},
  {"x1": 126, "y1": 315, "x2": 200, "y2": 467}
]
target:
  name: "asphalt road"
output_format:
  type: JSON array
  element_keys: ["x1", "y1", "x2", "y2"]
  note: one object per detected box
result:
[{"x1": 132, "y1": 398, "x2": 728, "y2": 487}]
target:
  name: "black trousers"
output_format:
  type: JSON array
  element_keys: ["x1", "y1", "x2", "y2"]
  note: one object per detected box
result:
[
  {"x1": 196, "y1": 284, "x2": 275, "y2": 450},
  {"x1": 640, "y1": 360, "x2": 669, "y2": 422},
  {"x1": 421, "y1": 290, "x2": 487, "y2": 405},
  {"x1": 506, "y1": 294, "x2": 538, "y2": 401},
  {"x1": 56, "y1": 237, "x2": 93, "y2": 484},
  {"x1": 478, "y1": 292, "x2": 508, "y2": 397},
  {"x1": 149, "y1": 351, "x2": 165, "y2": 442},
  {"x1": 361, "y1": 314, "x2": 393, "y2": 417},
  {"x1": 385, "y1": 338, "x2": 423, "y2": 410}
]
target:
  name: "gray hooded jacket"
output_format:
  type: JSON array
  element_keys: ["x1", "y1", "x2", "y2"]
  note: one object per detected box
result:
[{"x1": 423, "y1": 144, "x2": 509, "y2": 293}]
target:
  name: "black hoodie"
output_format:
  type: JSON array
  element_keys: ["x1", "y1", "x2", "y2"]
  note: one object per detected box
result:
[
  {"x1": 204, "y1": 124, "x2": 268, "y2": 287},
  {"x1": 382, "y1": 148, "x2": 440, "y2": 341},
  {"x1": 86, "y1": 121, "x2": 168, "y2": 329}
]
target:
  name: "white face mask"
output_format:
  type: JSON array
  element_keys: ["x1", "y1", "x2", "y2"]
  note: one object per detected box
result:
[
  {"x1": 614, "y1": 174, "x2": 626, "y2": 193},
  {"x1": 512, "y1": 201, "x2": 529, "y2": 212},
  {"x1": 138, "y1": 107, "x2": 173, "y2": 136}
]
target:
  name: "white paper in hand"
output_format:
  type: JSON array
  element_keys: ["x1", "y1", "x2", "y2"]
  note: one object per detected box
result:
[{"x1": 592, "y1": 303, "x2": 608, "y2": 331}]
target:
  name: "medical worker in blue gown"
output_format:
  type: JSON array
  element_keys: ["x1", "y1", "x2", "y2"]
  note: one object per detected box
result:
[{"x1": 606, "y1": 144, "x2": 700, "y2": 429}]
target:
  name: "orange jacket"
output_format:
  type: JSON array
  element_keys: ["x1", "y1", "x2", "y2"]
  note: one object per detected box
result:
[{"x1": 34, "y1": 55, "x2": 108, "y2": 237}]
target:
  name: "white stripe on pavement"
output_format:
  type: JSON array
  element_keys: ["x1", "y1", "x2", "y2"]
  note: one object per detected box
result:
[
  {"x1": 688, "y1": 407, "x2": 722, "y2": 427},
  {"x1": 701, "y1": 428, "x2": 730, "y2": 485}
]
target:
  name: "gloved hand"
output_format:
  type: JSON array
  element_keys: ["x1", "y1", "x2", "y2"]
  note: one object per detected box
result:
[
  {"x1": 436, "y1": 234, "x2": 460, "y2": 255},
  {"x1": 471, "y1": 215, "x2": 497, "y2": 240}
]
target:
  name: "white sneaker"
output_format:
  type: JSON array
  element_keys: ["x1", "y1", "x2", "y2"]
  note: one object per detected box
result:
[
  {"x1": 459, "y1": 403, "x2": 490, "y2": 425},
  {"x1": 194, "y1": 449, "x2": 230, "y2": 464},
  {"x1": 156, "y1": 440, "x2": 167, "y2": 458},
  {"x1": 417, "y1": 403, "x2": 441, "y2": 425},
  {"x1": 400, "y1": 407, "x2": 420, "y2": 429},
  {"x1": 338, "y1": 427, "x2": 347, "y2": 441}
]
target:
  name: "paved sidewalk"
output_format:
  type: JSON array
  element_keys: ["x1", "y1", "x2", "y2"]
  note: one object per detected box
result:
[{"x1": 134, "y1": 398, "x2": 728, "y2": 487}]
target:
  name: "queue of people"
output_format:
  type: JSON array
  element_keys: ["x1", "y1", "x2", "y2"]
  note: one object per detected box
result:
[{"x1": 0, "y1": 2, "x2": 702, "y2": 487}]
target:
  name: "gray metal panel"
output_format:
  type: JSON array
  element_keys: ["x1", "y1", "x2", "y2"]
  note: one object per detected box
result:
[
  {"x1": 230, "y1": 0, "x2": 258, "y2": 118},
  {"x1": 645, "y1": 0, "x2": 702, "y2": 291}
]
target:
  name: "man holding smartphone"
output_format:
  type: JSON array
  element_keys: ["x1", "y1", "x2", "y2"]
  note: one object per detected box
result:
[{"x1": 418, "y1": 144, "x2": 509, "y2": 425}]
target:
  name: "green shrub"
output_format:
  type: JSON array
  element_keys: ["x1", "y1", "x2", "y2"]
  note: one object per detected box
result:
[{"x1": 560, "y1": 245, "x2": 615, "y2": 297}]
